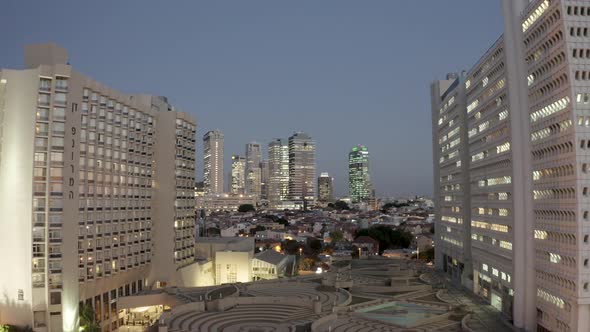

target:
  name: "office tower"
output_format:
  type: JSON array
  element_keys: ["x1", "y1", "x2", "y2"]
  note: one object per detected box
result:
[
  {"x1": 431, "y1": 1, "x2": 590, "y2": 330},
  {"x1": 260, "y1": 159, "x2": 269, "y2": 200},
  {"x1": 288, "y1": 132, "x2": 316, "y2": 202},
  {"x1": 245, "y1": 142, "x2": 262, "y2": 197},
  {"x1": 0, "y1": 44, "x2": 197, "y2": 332},
  {"x1": 348, "y1": 145, "x2": 373, "y2": 203},
  {"x1": 317, "y1": 172, "x2": 334, "y2": 202},
  {"x1": 203, "y1": 130, "x2": 224, "y2": 194},
  {"x1": 268, "y1": 138, "x2": 290, "y2": 207},
  {"x1": 230, "y1": 155, "x2": 246, "y2": 194}
]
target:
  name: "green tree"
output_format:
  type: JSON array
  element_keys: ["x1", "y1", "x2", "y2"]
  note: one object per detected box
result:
[
  {"x1": 276, "y1": 218, "x2": 289, "y2": 226},
  {"x1": 250, "y1": 225, "x2": 266, "y2": 235},
  {"x1": 238, "y1": 204, "x2": 256, "y2": 212},
  {"x1": 330, "y1": 230, "x2": 344, "y2": 243},
  {"x1": 299, "y1": 257, "x2": 316, "y2": 271},
  {"x1": 356, "y1": 225, "x2": 413, "y2": 253},
  {"x1": 80, "y1": 303, "x2": 100, "y2": 332},
  {"x1": 418, "y1": 248, "x2": 435, "y2": 261},
  {"x1": 306, "y1": 237, "x2": 323, "y2": 256},
  {"x1": 283, "y1": 239, "x2": 301, "y2": 255},
  {"x1": 334, "y1": 200, "x2": 350, "y2": 210}
]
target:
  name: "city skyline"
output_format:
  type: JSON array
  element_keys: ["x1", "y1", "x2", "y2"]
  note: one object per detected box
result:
[{"x1": 0, "y1": 0, "x2": 505, "y2": 197}]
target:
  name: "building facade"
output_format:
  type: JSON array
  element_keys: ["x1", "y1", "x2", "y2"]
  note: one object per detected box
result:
[
  {"x1": 260, "y1": 159, "x2": 269, "y2": 200},
  {"x1": 431, "y1": 1, "x2": 590, "y2": 330},
  {"x1": 230, "y1": 155, "x2": 246, "y2": 194},
  {"x1": 348, "y1": 145, "x2": 372, "y2": 203},
  {"x1": 318, "y1": 172, "x2": 334, "y2": 202},
  {"x1": 268, "y1": 138, "x2": 289, "y2": 207},
  {"x1": 245, "y1": 142, "x2": 262, "y2": 197},
  {"x1": 430, "y1": 72, "x2": 473, "y2": 290},
  {"x1": 0, "y1": 44, "x2": 197, "y2": 332},
  {"x1": 195, "y1": 193, "x2": 257, "y2": 215},
  {"x1": 203, "y1": 130, "x2": 224, "y2": 194},
  {"x1": 288, "y1": 132, "x2": 316, "y2": 203}
]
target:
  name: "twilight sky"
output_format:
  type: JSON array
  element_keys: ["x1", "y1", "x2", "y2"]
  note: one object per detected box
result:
[{"x1": 0, "y1": 1, "x2": 503, "y2": 197}]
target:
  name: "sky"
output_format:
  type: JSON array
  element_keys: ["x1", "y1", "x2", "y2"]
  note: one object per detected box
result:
[{"x1": 0, "y1": 1, "x2": 504, "y2": 197}]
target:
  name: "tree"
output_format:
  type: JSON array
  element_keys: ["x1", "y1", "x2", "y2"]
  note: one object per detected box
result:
[
  {"x1": 418, "y1": 248, "x2": 435, "y2": 261},
  {"x1": 330, "y1": 230, "x2": 344, "y2": 243},
  {"x1": 356, "y1": 225, "x2": 413, "y2": 253},
  {"x1": 80, "y1": 303, "x2": 100, "y2": 332},
  {"x1": 250, "y1": 225, "x2": 266, "y2": 235},
  {"x1": 276, "y1": 218, "x2": 289, "y2": 226},
  {"x1": 334, "y1": 200, "x2": 350, "y2": 210},
  {"x1": 351, "y1": 245, "x2": 360, "y2": 259},
  {"x1": 305, "y1": 237, "x2": 323, "y2": 257},
  {"x1": 206, "y1": 227, "x2": 220, "y2": 236},
  {"x1": 238, "y1": 204, "x2": 256, "y2": 212},
  {"x1": 299, "y1": 257, "x2": 316, "y2": 271},
  {"x1": 283, "y1": 239, "x2": 301, "y2": 255}
]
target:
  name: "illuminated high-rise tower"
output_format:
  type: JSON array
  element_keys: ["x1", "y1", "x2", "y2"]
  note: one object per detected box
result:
[
  {"x1": 203, "y1": 130, "x2": 224, "y2": 194},
  {"x1": 348, "y1": 145, "x2": 372, "y2": 203},
  {"x1": 230, "y1": 155, "x2": 246, "y2": 194},
  {"x1": 245, "y1": 142, "x2": 262, "y2": 197},
  {"x1": 288, "y1": 132, "x2": 315, "y2": 202},
  {"x1": 268, "y1": 138, "x2": 289, "y2": 207},
  {"x1": 318, "y1": 172, "x2": 334, "y2": 202}
]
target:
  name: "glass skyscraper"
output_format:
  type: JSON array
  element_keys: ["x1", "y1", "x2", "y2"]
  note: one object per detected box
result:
[{"x1": 348, "y1": 145, "x2": 372, "y2": 203}]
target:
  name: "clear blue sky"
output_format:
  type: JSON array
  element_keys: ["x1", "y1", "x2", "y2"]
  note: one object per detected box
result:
[{"x1": 0, "y1": 1, "x2": 503, "y2": 197}]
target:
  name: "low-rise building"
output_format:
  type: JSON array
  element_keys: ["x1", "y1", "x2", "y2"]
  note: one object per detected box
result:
[
  {"x1": 196, "y1": 193, "x2": 257, "y2": 214},
  {"x1": 352, "y1": 236, "x2": 380, "y2": 255},
  {"x1": 215, "y1": 251, "x2": 253, "y2": 285},
  {"x1": 195, "y1": 237, "x2": 255, "y2": 261},
  {"x1": 252, "y1": 250, "x2": 293, "y2": 280}
]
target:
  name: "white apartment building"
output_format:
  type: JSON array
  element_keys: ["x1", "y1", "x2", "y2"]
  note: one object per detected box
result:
[
  {"x1": 430, "y1": 72, "x2": 472, "y2": 289},
  {"x1": 268, "y1": 138, "x2": 289, "y2": 208},
  {"x1": 0, "y1": 44, "x2": 197, "y2": 332},
  {"x1": 203, "y1": 130, "x2": 224, "y2": 194},
  {"x1": 432, "y1": 1, "x2": 590, "y2": 330},
  {"x1": 230, "y1": 154, "x2": 246, "y2": 194},
  {"x1": 245, "y1": 142, "x2": 262, "y2": 197}
]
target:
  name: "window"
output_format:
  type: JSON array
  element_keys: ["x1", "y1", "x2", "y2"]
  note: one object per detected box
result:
[
  {"x1": 54, "y1": 93, "x2": 66, "y2": 105},
  {"x1": 36, "y1": 108, "x2": 49, "y2": 121},
  {"x1": 52, "y1": 122, "x2": 65, "y2": 136},
  {"x1": 50, "y1": 292, "x2": 61, "y2": 305},
  {"x1": 53, "y1": 107, "x2": 66, "y2": 121},
  {"x1": 55, "y1": 77, "x2": 68, "y2": 91},
  {"x1": 39, "y1": 78, "x2": 51, "y2": 91}
]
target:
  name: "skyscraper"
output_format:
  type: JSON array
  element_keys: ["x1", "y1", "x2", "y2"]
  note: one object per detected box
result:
[
  {"x1": 0, "y1": 44, "x2": 199, "y2": 331},
  {"x1": 230, "y1": 155, "x2": 246, "y2": 194},
  {"x1": 268, "y1": 138, "x2": 289, "y2": 207},
  {"x1": 288, "y1": 132, "x2": 315, "y2": 202},
  {"x1": 348, "y1": 145, "x2": 372, "y2": 203},
  {"x1": 318, "y1": 172, "x2": 333, "y2": 202},
  {"x1": 431, "y1": 1, "x2": 590, "y2": 330},
  {"x1": 245, "y1": 142, "x2": 262, "y2": 197},
  {"x1": 260, "y1": 159, "x2": 269, "y2": 200},
  {"x1": 203, "y1": 130, "x2": 224, "y2": 194}
]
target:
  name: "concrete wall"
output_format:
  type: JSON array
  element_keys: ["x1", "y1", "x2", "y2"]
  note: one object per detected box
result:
[{"x1": 0, "y1": 68, "x2": 37, "y2": 327}]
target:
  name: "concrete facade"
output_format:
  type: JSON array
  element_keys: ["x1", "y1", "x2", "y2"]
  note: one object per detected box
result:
[
  {"x1": 268, "y1": 138, "x2": 289, "y2": 208},
  {"x1": 288, "y1": 132, "x2": 316, "y2": 203},
  {"x1": 432, "y1": 1, "x2": 590, "y2": 330},
  {"x1": 203, "y1": 130, "x2": 224, "y2": 194},
  {"x1": 0, "y1": 44, "x2": 197, "y2": 332}
]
